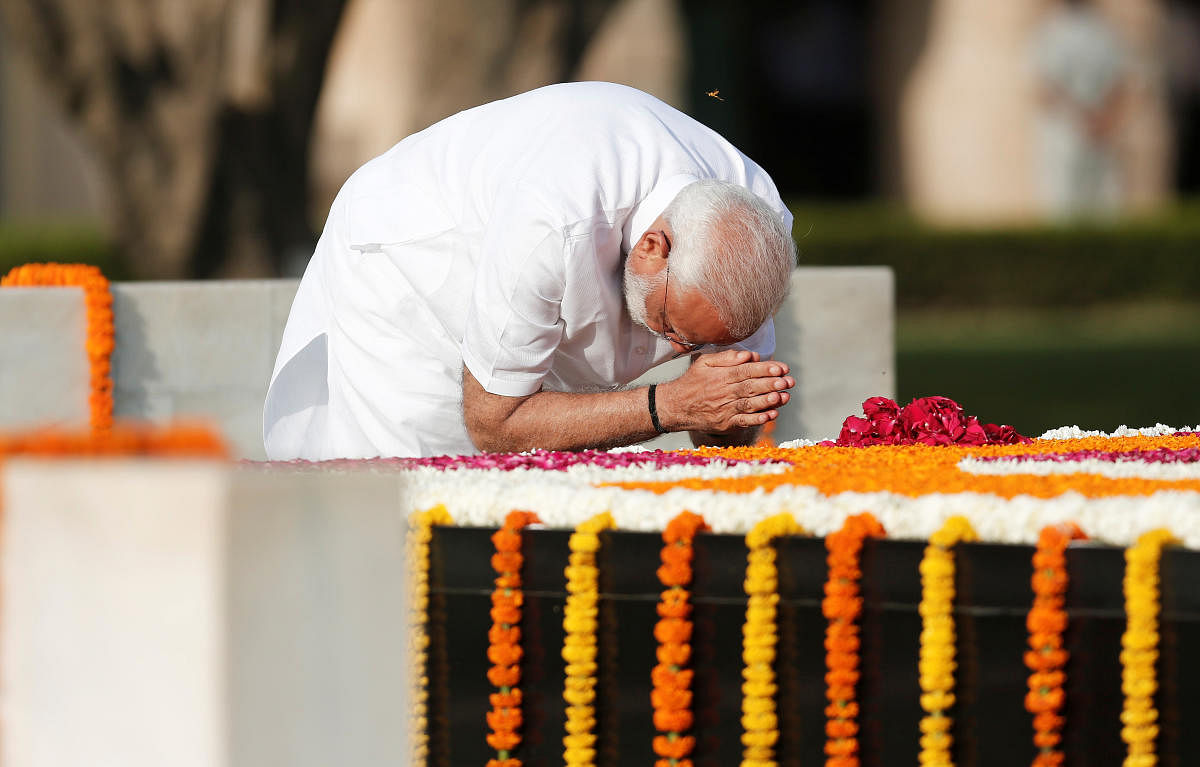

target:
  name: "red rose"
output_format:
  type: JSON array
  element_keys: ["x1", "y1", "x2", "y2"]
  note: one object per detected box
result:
[
  {"x1": 838, "y1": 415, "x2": 874, "y2": 447},
  {"x1": 900, "y1": 396, "x2": 967, "y2": 442},
  {"x1": 863, "y1": 396, "x2": 902, "y2": 443},
  {"x1": 983, "y1": 422, "x2": 1032, "y2": 444},
  {"x1": 828, "y1": 395, "x2": 1031, "y2": 447},
  {"x1": 959, "y1": 416, "x2": 989, "y2": 446}
]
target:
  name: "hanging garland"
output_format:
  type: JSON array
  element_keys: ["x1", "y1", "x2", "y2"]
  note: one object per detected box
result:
[
  {"x1": 1121, "y1": 528, "x2": 1177, "y2": 767},
  {"x1": 563, "y1": 511, "x2": 615, "y2": 767},
  {"x1": 408, "y1": 505, "x2": 454, "y2": 767},
  {"x1": 653, "y1": 510, "x2": 708, "y2": 767},
  {"x1": 917, "y1": 515, "x2": 978, "y2": 767},
  {"x1": 486, "y1": 510, "x2": 541, "y2": 767},
  {"x1": 824, "y1": 512, "x2": 886, "y2": 767},
  {"x1": 1025, "y1": 522, "x2": 1087, "y2": 767},
  {"x1": 740, "y1": 512, "x2": 805, "y2": 767},
  {"x1": 1, "y1": 263, "x2": 115, "y2": 431}
]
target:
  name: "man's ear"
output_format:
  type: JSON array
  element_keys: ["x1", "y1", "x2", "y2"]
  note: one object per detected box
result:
[{"x1": 632, "y1": 229, "x2": 669, "y2": 263}]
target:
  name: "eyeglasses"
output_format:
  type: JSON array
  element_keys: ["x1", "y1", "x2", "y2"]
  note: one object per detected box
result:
[{"x1": 657, "y1": 256, "x2": 703, "y2": 353}]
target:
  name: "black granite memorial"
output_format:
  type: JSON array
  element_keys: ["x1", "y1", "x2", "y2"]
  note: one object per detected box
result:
[{"x1": 426, "y1": 526, "x2": 1200, "y2": 767}]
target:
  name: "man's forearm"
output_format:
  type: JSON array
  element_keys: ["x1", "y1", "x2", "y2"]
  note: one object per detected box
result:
[
  {"x1": 467, "y1": 386, "x2": 662, "y2": 453},
  {"x1": 499, "y1": 386, "x2": 667, "y2": 453},
  {"x1": 463, "y1": 351, "x2": 792, "y2": 454}
]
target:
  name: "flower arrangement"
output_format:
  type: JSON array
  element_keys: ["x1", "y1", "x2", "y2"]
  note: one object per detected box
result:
[
  {"x1": 1121, "y1": 528, "x2": 1177, "y2": 767},
  {"x1": 822, "y1": 396, "x2": 1029, "y2": 447},
  {"x1": 824, "y1": 512, "x2": 886, "y2": 767},
  {"x1": 741, "y1": 512, "x2": 806, "y2": 767},
  {"x1": 1025, "y1": 522, "x2": 1086, "y2": 767},
  {"x1": 487, "y1": 510, "x2": 541, "y2": 767},
  {"x1": 409, "y1": 505, "x2": 454, "y2": 767},
  {"x1": 1, "y1": 263, "x2": 115, "y2": 431},
  {"x1": 918, "y1": 515, "x2": 978, "y2": 767},
  {"x1": 563, "y1": 512, "x2": 615, "y2": 767},
  {"x1": 653, "y1": 511, "x2": 708, "y2": 767},
  {"x1": 623, "y1": 432, "x2": 1200, "y2": 507}
]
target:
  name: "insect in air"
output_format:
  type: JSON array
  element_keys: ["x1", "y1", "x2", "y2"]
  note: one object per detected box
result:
[{"x1": 706, "y1": 89, "x2": 724, "y2": 101}]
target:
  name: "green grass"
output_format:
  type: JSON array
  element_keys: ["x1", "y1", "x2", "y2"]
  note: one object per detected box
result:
[
  {"x1": 0, "y1": 221, "x2": 126, "y2": 280},
  {"x1": 896, "y1": 301, "x2": 1200, "y2": 436}
]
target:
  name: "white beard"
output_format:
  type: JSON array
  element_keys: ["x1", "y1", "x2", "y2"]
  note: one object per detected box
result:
[{"x1": 622, "y1": 261, "x2": 665, "y2": 331}]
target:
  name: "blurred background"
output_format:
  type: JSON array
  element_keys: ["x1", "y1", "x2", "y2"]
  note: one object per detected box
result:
[{"x1": 0, "y1": 0, "x2": 1197, "y2": 436}]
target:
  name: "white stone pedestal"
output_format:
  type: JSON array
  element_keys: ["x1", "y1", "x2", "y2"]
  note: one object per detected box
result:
[{"x1": 1, "y1": 459, "x2": 410, "y2": 767}]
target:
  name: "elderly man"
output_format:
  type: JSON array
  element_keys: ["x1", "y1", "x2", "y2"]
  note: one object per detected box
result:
[{"x1": 264, "y1": 82, "x2": 796, "y2": 460}]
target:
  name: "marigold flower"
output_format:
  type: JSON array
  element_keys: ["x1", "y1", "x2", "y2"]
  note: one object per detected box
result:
[
  {"x1": 486, "y1": 708, "x2": 523, "y2": 732},
  {"x1": 650, "y1": 687, "x2": 692, "y2": 710},
  {"x1": 653, "y1": 709, "x2": 694, "y2": 732},
  {"x1": 657, "y1": 599, "x2": 692, "y2": 619},
  {"x1": 652, "y1": 665, "x2": 693, "y2": 689},
  {"x1": 654, "y1": 618, "x2": 693, "y2": 643},
  {"x1": 657, "y1": 563, "x2": 692, "y2": 587},
  {"x1": 486, "y1": 731, "x2": 521, "y2": 751},
  {"x1": 652, "y1": 735, "x2": 696, "y2": 759},
  {"x1": 656, "y1": 643, "x2": 691, "y2": 667},
  {"x1": 488, "y1": 643, "x2": 523, "y2": 666},
  {"x1": 490, "y1": 605, "x2": 521, "y2": 625},
  {"x1": 490, "y1": 690, "x2": 522, "y2": 708},
  {"x1": 487, "y1": 622, "x2": 522, "y2": 646}
]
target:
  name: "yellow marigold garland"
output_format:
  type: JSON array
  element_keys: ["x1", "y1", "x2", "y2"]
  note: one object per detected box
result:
[
  {"x1": 824, "y1": 512, "x2": 886, "y2": 767},
  {"x1": 741, "y1": 512, "x2": 806, "y2": 767},
  {"x1": 1121, "y1": 528, "x2": 1177, "y2": 767},
  {"x1": 487, "y1": 510, "x2": 541, "y2": 767},
  {"x1": 563, "y1": 511, "x2": 616, "y2": 767},
  {"x1": 918, "y1": 515, "x2": 978, "y2": 767},
  {"x1": 1025, "y1": 522, "x2": 1086, "y2": 767},
  {"x1": 653, "y1": 510, "x2": 709, "y2": 767},
  {"x1": 408, "y1": 505, "x2": 454, "y2": 767},
  {"x1": 2, "y1": 263, "x2": 115, "y2": 431}
]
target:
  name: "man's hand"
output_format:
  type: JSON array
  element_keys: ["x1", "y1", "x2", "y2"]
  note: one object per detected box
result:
[
  {"x1": 461, "y1": 350, "x2": 793, "y2": 454},
  {"x1": 655, "y1": 349, "x2": 793, "y2": 435}
]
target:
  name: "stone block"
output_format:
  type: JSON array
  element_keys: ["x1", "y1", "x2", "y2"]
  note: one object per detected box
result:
[
  {"x1": 1, "y1": 269, "x2": 893, "y2": 454},
  {"x1": 1, "y1": 459, "x2": 410, "y2": 767},
  {"x1": 226, "y1": 467, "x2": 410, "y2": 766},
  {"x1": 111, "y1": 280, "x2": 300, "y2": 459},
  {"x1": 775, "y1": 267, "x2": 895, "y2": 441},
  {"x1": 1, "y1": 459, "x2": 230, "y2": 767},
  {"x1": 0, "y1": 287, "x2": 89, "y2": 431}
]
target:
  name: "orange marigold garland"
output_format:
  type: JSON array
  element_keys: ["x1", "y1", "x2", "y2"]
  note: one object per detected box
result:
[
  {"x1": 2, "y1": 263, "x2": 115, "y2": 431},
  {"x1": 653, "y1": 510, "x2": 709, "y2": 767},
  {"x1": 1025, "y1": 522, "x2": 1087, "y2": 767},
  {"x1": 824, "y1": 512, "x2": 886, "y2": 767},
  {"x1": 0, "y1": 422, "x2": 226, "y2": 458},
  {"x1": 487, "y1": 510, "x2": 541, "y2": 767},
  {"x1": 741, "y1": 512, "x2": 806, "y2": 767},
  {"x1": 918, "y1": 515, "x2": 978, "y2": 767}
]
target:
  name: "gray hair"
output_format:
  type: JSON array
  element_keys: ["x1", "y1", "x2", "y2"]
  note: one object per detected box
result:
[{"x1": 661, "y1": 180, "x2": 796, "y2": 339}]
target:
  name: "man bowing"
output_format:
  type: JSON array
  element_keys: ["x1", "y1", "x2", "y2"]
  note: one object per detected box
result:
[{"x1": 265, "y1": 82, "x2": 797, "y2": 459}]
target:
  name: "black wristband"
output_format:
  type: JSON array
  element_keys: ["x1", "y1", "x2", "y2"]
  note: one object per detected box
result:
[{"x1": 648, "y1": 384, "x2": 667, "y2": 434}]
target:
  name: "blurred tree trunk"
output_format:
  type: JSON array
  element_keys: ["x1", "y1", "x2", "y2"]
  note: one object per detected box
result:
[
  {"x1": 410, "y1": 0, "x2": 618, "y2": 137},
  {"x1": 0, "y1": 0, "x2": 346, "y2": 278}
]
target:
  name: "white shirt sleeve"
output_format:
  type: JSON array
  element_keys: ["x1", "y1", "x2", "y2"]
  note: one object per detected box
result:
[{"x1": 461, "y1": 194, "x2": 568, "y2": 397}]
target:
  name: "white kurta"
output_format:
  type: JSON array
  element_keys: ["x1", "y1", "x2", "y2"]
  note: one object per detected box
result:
[{"x1": 264, "y1": 82, "x2": 791, "y2": 460}]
